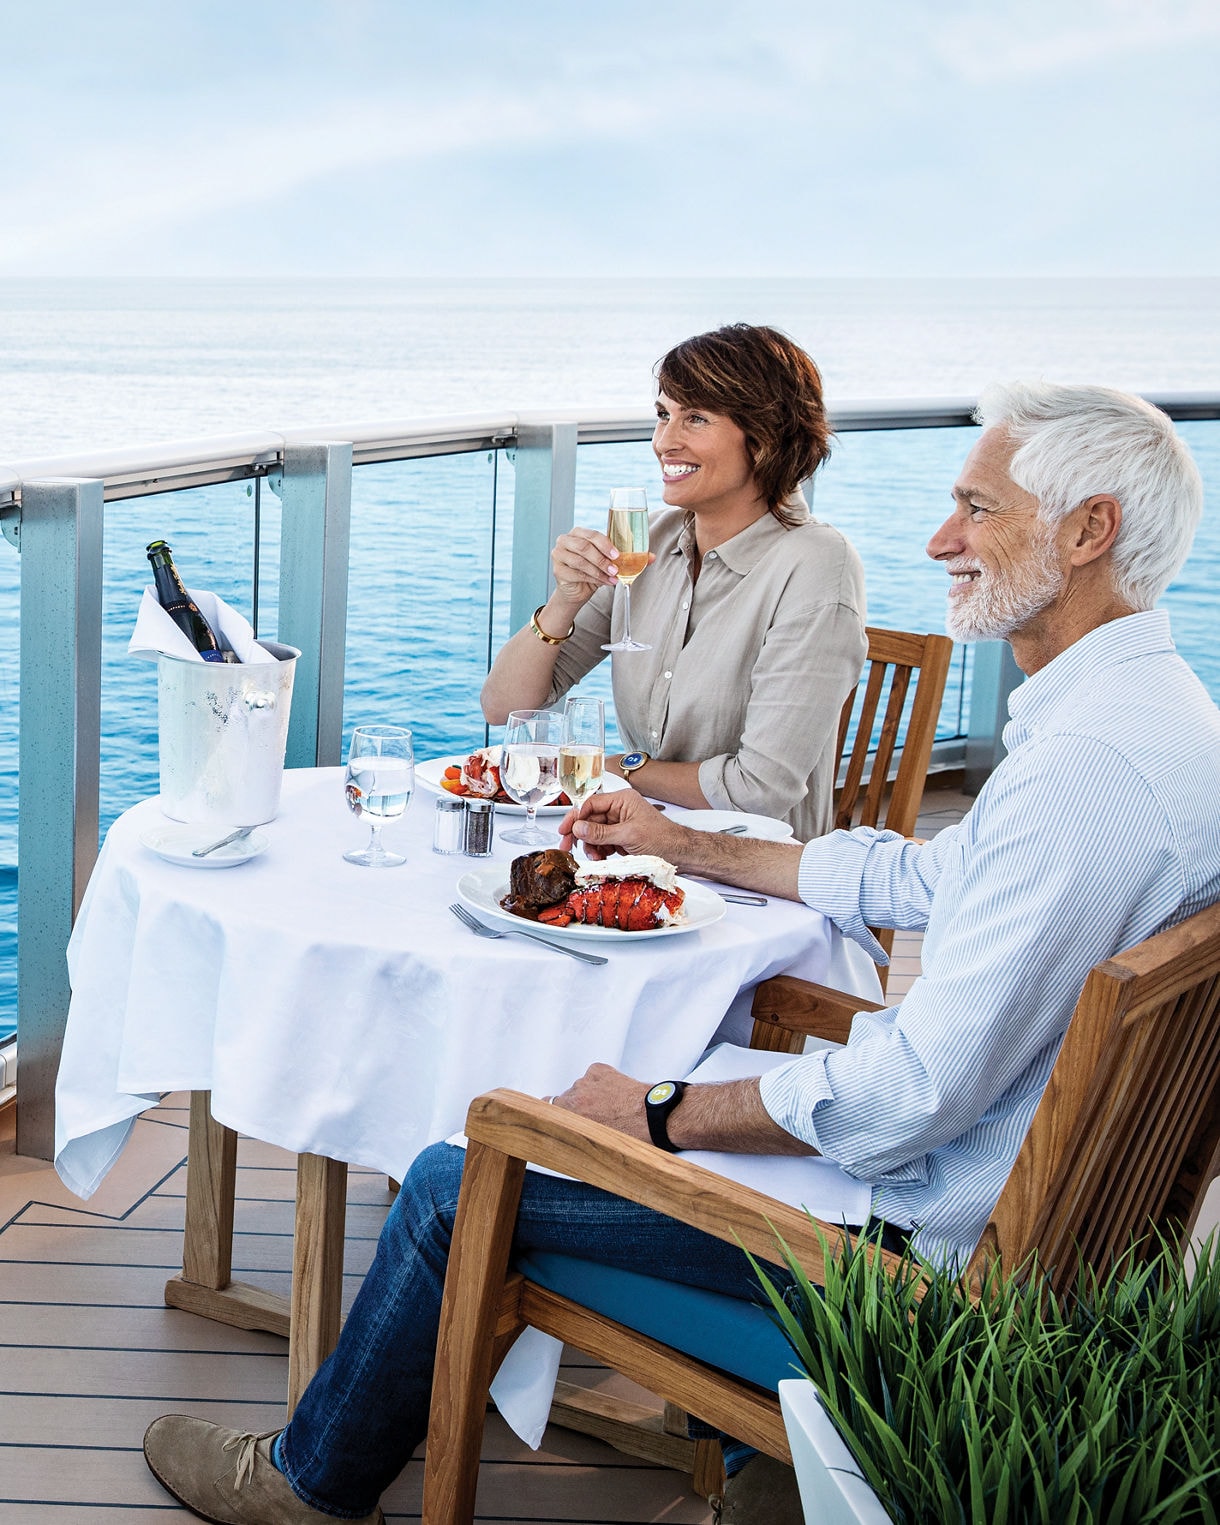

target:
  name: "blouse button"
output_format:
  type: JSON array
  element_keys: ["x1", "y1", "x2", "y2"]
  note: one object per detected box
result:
[
  {"x1": 681, "y1": 601, "x2": 689, "y2": 610},
  {"x1": 664, "y1": 671, "x2": 673, "y2": 680}
]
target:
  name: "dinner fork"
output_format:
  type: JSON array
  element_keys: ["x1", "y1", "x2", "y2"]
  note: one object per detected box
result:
[{"x1": 449, "y1": 903, "x2": 608, "y2": 965}]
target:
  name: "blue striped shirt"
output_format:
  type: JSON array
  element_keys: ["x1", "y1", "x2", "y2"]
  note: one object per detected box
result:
[{"x1": 759, "y1": 611, "x2": 1220, "y2": 1271}]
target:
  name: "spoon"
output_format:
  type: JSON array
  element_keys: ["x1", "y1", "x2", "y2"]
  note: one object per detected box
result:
[{"x1": 192, "y1": 826, "x2": 256, "y2": 858}]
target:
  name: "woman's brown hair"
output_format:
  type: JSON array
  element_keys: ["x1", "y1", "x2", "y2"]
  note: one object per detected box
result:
[{"x1": 655, "y1": 323, "x2": 832, "y2": 526}]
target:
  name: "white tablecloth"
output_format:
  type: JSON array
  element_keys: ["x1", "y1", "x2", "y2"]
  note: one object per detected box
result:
[{"x1": 55, "y1": 768, "x2": 878, "y2": 1198}]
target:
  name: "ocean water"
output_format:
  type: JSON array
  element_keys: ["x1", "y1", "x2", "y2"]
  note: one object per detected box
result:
[{"x1": 1, "y1": 277, "x2": 1218, "y2": 1044}]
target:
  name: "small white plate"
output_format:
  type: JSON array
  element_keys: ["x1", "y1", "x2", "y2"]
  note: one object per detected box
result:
[
  {"x1": 456, "y1": 863, "x2": 726, "y2": 942},
  {"x1": 417, "y1": 754, "x2": 630, "y2": 816},
  {"x1": 140, "y1": 824, "x2": 270, "y2": 869},
  {"x1": 677, "y1": 809, "x2": 795, "y2": 842}
]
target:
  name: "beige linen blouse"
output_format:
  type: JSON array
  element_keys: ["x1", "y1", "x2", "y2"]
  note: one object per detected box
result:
[{"x1": 545, "y1": 504, "x2": 867, "y2": 840}]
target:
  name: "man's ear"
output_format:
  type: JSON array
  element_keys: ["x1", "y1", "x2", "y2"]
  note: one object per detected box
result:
[{"x1": 1067, "y1": 494, "x2": 1122, "y2": 568}]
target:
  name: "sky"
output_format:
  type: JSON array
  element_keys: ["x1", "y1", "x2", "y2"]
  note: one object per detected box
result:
[{"x1": 0, "y1": 0, "x2": 1217, "y2": 278}]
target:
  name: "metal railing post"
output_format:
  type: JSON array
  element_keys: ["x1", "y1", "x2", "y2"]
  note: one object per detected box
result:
[
  {"x1": 508, "y1": 423, "x2": 578, "y2": 635},
  {"x1": 16, "y1": 479, "x2": 103, "y2": 1159},
  {"x1": 277, "y1": 444, "x2": 352, "y2": 768},
  {"x1": 964, "y1": 640, "x2": 1023, "y2": 793}
]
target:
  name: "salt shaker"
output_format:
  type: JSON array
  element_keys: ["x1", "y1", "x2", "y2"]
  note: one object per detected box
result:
[
  {"x1": 464, "y1": 798, "x2": 494, "y2": 856},
  {"x1": 432, "y1": 796, "x2": 466, "y2": 854}
]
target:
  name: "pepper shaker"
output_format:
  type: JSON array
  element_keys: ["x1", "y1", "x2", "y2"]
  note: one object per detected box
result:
[
  {"x1": 432, "y1": 796, "x2": 466, "y2": 854},
  {"x1": 464, "y1": 798, "x2": 494, "y2": 856}
]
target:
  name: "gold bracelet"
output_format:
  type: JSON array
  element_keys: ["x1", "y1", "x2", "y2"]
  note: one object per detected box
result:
[{"x1": 530, "y1": 605, "x2": 575, "y2": 645}]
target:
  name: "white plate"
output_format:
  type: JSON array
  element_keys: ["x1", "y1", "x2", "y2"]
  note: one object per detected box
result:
[
  {"x1": 676, "y1": 809, "x2": 795, "y2": 842},
  {"x1": 456, "y1": 863, "x2": 726, "y2": 942},
  {"x1": 417, "y1": 754, "x2": 630, "y2": 816},
  {"x1": 140, "y1": 823, "x2": 270, "y2": 869}
]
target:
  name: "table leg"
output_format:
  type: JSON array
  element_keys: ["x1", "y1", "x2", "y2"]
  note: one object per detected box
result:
[
  {"x1": 164, "y1": 1095, "x2": 350, "y2": 1410},
  {"x1": 288, "y1": 1152, "x2": 349, "y2": 1415},
  {"x1": 164, "y1": 1090, "x2": 290, "y2": 1337},
  {"x1": 182, "y1": 1090, "x2": 235, "y2": 1287}
]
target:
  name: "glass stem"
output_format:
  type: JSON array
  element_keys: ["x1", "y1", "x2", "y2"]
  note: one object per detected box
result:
[
  {"x1": 368, "y1": 821, "x2": 384, "y2": 856},
  {"x1": 621, "y1": 583, "x2": 632, "y2": 643}
]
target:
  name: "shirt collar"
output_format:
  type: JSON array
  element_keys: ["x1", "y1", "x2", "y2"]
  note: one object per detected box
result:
[
  {"x1": 1006, "y1": 609, "x2": 1176, "y2": 734},
  {"x1": 677, "y1": 505, "x2": 806, "y2": 574}
]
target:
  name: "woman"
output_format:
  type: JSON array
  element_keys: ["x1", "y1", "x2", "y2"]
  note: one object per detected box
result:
[{"x1": 482, "y1": 323, "x2": 867, "y2": 840}]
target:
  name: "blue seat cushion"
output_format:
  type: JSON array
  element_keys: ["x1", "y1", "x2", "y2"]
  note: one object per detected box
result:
[{"x1": 514, "y1": 1249, "x2": 799, "y2": 1393}]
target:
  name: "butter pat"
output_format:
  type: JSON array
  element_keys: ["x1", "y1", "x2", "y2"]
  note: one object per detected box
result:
[{"x1": 574, "y1": 854, "x2": 678, "y2": 892}]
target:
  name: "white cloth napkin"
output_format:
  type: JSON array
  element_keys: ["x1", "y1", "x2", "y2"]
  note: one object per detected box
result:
[{"x1": 128, "y1": 586, "x2": 277, "y2": 664}]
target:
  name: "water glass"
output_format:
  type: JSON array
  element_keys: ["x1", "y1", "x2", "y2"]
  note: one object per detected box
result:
[
  {"x1": 343, "y1": 725, "x2": 414, "y2": 867},
  {"x1": 498, "y1": 708, "x2": 564, "y2": 847}
]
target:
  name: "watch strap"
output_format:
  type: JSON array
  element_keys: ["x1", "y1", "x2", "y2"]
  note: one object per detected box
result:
[{"x1": 645, "y1": 1080, "x2": 687, "y2": 1151}]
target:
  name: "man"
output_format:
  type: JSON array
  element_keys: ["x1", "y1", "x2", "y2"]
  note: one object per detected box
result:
[{"x1": 144, "y1": 383, "x2": 1220, "y2": 1524}]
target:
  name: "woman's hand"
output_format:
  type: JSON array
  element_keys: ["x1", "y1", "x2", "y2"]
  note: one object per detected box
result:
[{"x1": 551, "y1": 527, "x2": 653, "y2": 611}]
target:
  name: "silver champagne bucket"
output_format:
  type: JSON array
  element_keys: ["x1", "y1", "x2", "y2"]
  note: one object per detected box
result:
[{"x1": 156, "y1": 641, "x2": 300, "y2": 825}]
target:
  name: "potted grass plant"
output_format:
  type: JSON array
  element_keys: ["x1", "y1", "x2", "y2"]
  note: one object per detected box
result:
[{"x1": 752, "y1": 1226, "x2": 1220, "y2": 1524}]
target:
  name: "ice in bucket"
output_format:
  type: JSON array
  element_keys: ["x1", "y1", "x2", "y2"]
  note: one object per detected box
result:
[{"x1": 156, "y1": 641, "x2": 299, "y2": 825}]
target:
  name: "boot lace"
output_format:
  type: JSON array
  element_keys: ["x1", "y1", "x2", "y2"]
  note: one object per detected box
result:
[{"x1": 221, "y1": 1430, "x2": 262, "y2": 1490}]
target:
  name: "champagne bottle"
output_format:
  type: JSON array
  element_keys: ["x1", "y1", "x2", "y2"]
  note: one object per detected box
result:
[{"x1": 145, "y1": 540, "x2": 237, "y2": 663}]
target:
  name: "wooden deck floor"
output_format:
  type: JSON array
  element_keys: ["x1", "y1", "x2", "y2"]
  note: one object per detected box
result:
[{"x1": 0, "y1": 1097, "x2": 713, "y2": 1522}]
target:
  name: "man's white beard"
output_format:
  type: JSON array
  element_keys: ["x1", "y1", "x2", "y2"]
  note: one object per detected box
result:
[{"x1": 945, "y1": 524, "x2": 1064, "y2": 643}]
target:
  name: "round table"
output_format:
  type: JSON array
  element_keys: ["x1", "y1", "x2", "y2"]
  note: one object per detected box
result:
[{"x1": 55, "y1": 766, "x2": 873, "y2": 1407}]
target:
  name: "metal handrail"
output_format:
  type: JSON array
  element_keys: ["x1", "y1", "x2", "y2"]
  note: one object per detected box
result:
[{"x1": 3, "y1": 392, "x2": 1218, "y2": 508}]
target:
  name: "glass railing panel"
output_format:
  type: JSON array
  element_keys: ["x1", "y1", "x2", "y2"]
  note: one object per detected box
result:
[
  {"x1": 344, "y1": 452, "x2": 500, "y2": 760},
  {"x1": 0, "y1": 479, "x2": 263, "y2": 1045},
  {"x1": 1162, "y1": 421, "x2": 1219, "y2": 703},
  {"x1": 0, "y1": 529, "x2": 17, "y2": 1042},
  {"x1": 811, "y1": 426, "x2": 977, "y2": 743}
]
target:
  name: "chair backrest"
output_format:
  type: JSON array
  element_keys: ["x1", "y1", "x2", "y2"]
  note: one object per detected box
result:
[
  {"x1": 969, "y1": 897, "x2": 1220, "y2": 1291},
  {"x1": 832, "y1": 627, "x2": 954, "y2": 986},
  {"x1": 833, "y1": 627, "x2": 954, "y2": 840}
]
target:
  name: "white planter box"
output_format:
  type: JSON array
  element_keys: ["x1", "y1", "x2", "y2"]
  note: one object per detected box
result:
[{"x1": 778, "y1": 1378, "x2": 891, "y2": 1525}]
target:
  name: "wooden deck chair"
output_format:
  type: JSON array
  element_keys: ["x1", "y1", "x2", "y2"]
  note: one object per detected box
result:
[
  {"x1": 832, "y1": 628, "x2": 954, "y2": 987},
  {"x1": 421, "y1": 899, "x2": 1220, "y2": 1524}
]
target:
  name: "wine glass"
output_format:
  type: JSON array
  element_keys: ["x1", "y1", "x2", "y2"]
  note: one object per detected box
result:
[
  {"x1": 561, "y1": 696, "x2": 606, "y2": 813},
  {"x1": 601, "y1": 487, "x2": 652, "y2": 652},
  {"x1": 343, "y1": 725, "x2": 414, "y2": 867},
  {"x1": 498, "y1": 708, "x2": 564, "y2": 847}
]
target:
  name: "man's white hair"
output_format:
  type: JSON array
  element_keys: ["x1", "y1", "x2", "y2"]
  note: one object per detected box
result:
[{"x1": 975, "y1": 382, "x2": 1203, "y2": 610}]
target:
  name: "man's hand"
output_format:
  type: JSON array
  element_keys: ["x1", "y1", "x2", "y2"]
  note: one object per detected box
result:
[
  {"x1": 560, "y1": 789, "x2": 808, "y2": 900},
  {"x1": 552, "y1": 1062, "x2": 652, "y2": 1142},
  {"x1": 559, "y1": 789, "x2": 692, "y2": 863},
  {"x1": 552, "y1": 1063, "x2": 815, "y2": 1156}
]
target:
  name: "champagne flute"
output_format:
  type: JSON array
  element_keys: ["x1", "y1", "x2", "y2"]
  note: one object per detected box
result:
[
  {"x1": 560, "y1": 696, "x2": 606, "y2": 814},
  {"x1": 343, "y1": 725, "x2": 414, "y2": 867},
  {"x1": 499, "y1": 708, "x2": 564, "y2": 847},
  {"x1": 601, "y1": 487, "x2": 652, "y2": 652}
]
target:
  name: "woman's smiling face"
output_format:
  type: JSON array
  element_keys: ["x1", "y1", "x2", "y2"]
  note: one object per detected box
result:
[{"x1": 652, "y1": 391, "x2": 759, "y2": 516}]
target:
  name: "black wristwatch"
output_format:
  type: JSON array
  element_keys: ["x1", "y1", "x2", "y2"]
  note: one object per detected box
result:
[
  {"x1": 645, "y1": 1080, "x2": 687, "y2": 1152},
  {"x1": 620, "y1": 750, "x2": 651, "y2": 777}
]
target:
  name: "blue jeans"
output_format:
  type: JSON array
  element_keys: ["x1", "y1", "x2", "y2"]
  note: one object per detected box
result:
[{"x1": 276, "y1": 1141, "x2": 792, "y2": 1518}]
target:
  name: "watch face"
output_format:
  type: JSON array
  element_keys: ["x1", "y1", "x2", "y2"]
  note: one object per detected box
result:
[
  {"x1": 647, "y1": 1081, "x2": 677, "y2": 1105},
  {"x1": 622, "y1": 752, "x2": 646, "y2": 770}
]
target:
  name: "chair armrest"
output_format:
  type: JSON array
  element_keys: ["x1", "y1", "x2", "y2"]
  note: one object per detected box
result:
[
  {"x1": 751, "y1": 976, "x2": 885, "y2": 1048},
  {"x1": 463, "y1": 1089, "x2": 905, "y2": 1285}
]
